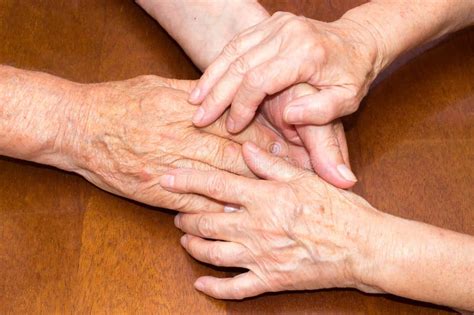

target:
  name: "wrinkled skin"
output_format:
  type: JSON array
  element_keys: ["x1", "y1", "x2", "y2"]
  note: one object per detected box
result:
[
  {"x1": 159, "y1": 142, "x2": 384, "y2": 299},
  {"x1": 71, "y1": 76, "x2": 310, "y2": 212},
  {"x1": 189, "y1": 11, "x2": 380, "y2": 131}
]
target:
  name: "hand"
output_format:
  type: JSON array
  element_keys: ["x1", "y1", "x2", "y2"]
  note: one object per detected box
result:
[
  {"x1": 188, "y1": 12, "x2": 382, "y2": 132},
  {"x1": 159, "y1": 141, "x2": 385, "y2": 299},
  {"x1": 68, "y1": 76, "x2": 310, "y2": 212},
  {"x1": 257, "y1": 83, "x2": 355, "y2": 188}
]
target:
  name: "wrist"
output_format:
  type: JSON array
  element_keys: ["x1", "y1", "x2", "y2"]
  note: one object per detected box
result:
[
  {"x1": 0, "y1": 66, "x2": 89, "y2": 172},
  {"x1": 137, "y1": 0, "x2": 269, "y2": 70},
  {"x1": 337, "y1": 0, "x2": 474, "y2": 75},
  {"x1": 345, "y1": 204, "x2": 392, "y2": 293},
  {"x1": 25, "y1": 80, "x2": 93, "y2": 173},
  {"x1": 331, "y1": 15, "x2": 388, "y2": 79}
]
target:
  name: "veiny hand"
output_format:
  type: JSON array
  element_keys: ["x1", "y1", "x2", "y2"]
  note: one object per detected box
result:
[
  {"x1": 188, "y1": 11, "x2": 381, "y2": 132},
  {"x1": 69, "y1": 76, "x2": 310, "y2": 212},
  {"x1": 159, "y1": 141, "x2": 386, "y2": 299}
]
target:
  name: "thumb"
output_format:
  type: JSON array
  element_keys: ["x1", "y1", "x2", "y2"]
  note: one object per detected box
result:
[
  {"x1": 296, "y1": 123, "x2": 356, "y2": 189},
  {"x1": 242, "y1": 142, "x2": 306, "y2": 182},
  {"x1": 284, "y1": 87, "x2": 358, "y2": 125}
]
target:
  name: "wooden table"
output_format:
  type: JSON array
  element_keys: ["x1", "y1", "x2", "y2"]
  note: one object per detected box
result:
[{"x1": 1, "y1": 1, "x2": 472, "y2": 313}]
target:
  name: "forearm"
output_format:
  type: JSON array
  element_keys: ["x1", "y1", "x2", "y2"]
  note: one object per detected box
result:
[
  {"x1": 135, "y1": 0, "x2": 269, "y2": 70},
  {"x1": 0, "y1": 65, "x2": 84, "y2": 171},
  {"x1": 339, "y1": 0, "x2": 474, "y2": 74},
  {"x1": 366, "y1": 213, "x2": 474, "y2": 310}
]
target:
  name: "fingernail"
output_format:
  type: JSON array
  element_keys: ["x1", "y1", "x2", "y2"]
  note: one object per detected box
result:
[
  {"x1": 284, "y1": 105, "x2": 304, "y2": 123},
  {"x1": 245, "y1": 142, "x2": 259, "y2": 153},
  {"x1": 193, "y1": 107, "x2": 205, "y2": 124},
  {"x1": 336, "y1": 164, "x2": 358, "y2": 182},
  {"x1": 194, "y1": 279, "x2": 205, "y2": 291},
  {"x1": 227, "y1": 117, "x2": 235, "y2": 132},
  {"x1": 189, "y1": 87, "x2": 201, "y2": 102},
  {"x1": 180, "y1": 235, "x2": 188, "y2": 247},
  {"x1": 174, "y1": 214, "x2": 181, "y2": 228},
  {"x1": 224, "y1": 204, "x2": 241, "y2": 213},
  {"x1": 160, "y1": 174, "x2": 175, "y2": 188}
]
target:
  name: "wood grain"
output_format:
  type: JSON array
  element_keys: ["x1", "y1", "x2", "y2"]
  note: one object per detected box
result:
[{"x1": 0, "y1": 0, "x2": 472, "y2": 314}]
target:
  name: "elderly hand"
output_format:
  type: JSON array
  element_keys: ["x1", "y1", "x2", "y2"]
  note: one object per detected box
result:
[
  {"x1": 188, "y1": 11, "x2": 382, "y2": 132},
  {"x1": 69, "y1": 76, "x2": 310, "y2": 212},
  {"x1": 159, "y1": 141, "x2": 385, "y2": 299}
]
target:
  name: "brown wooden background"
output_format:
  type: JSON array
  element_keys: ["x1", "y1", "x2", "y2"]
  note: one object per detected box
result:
[{"x1": 0, "y1": 1, "x2": 472, "y2": 314}]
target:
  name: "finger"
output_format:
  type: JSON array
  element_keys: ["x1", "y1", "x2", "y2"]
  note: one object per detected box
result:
[
  {"x1": 181, "y1": 133, "x2": 253, "y2": 177},
  {"x1": 189, "y1": 12, "x2": 294, "y2": 104},
  {"x1": 181, "y1": 234, "x2": 252, "y2": 267},
  {"x1": 192, "y1": 41, "x2": 280, "y2": 128},
  {"x1": 194, "y1": 272, "x2": 267, "y2": 300},
  {"x1": 159, "y1": 191, "x2": 227, "y2": 214},
  {"x1": 296, "y1": 123, "x2": 357, "y2": 189},
  {"x1": 189, "y1": 26, "x2": 268, "y2": 105},
  {"x1": 284, "y1": 88, "x2": 359, "y2": 125},
  {"x1": 202, "y1": 111, "x2": 290, "y2": 160},
  {"x1": 228, "y1": 56, "x2": 309, "y2": 133},
  {"x1": 159, "y1": 168, "x2": 259, "y2": 205},
  {"x1": 146, "y1": 159, "x2": 227, "y2": 213},
  {"x1": 174, "y1": 212, "x2": 243, "y2": 241},
  {"x1": 242, "y1": 141, "x2": 305, "y2": 181}
]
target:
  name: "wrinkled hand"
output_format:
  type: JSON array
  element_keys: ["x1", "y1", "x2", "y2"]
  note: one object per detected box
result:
[
  {"x1": 159, "y1": 141, "x2": 385, "y2": 299},
  {"x1": 189, "y1": 11, "x2": 381, "y2": 133},
  {"x1": 70, "y1": 76, "x2": 309, "y2": 212}
]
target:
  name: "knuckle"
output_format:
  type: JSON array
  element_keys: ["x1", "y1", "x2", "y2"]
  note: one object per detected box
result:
[
  {"x1": 223, "y1": 38, "x2": 243, "y2": 58},
  {"x1": 284, "y1": 16, "x2": 306, "y2": 32},
  {"x1": 219, "y1": 142, "x2": 241, "y2": 173},
  {"x1": 313, "y1": 44, "x2": 326, "y2": 62},
  {"x1": 207, "y1": 245, "x2": 224, "y2": 266},
  {"x1": 197, "y1": 215, "x2": 216, "y2": 237},
  {"x1": 206, "y1": 174, "x2": 226, "y2": 198},
  {"x1": 206, "y1": 89, "x2": 224, "y2": 106},
  {"x1": 244, "y1": 69, "x2": 264, "y2": 89},
  {"x1": 230, "y1": 57, "x2": 250, "y2": 76}
]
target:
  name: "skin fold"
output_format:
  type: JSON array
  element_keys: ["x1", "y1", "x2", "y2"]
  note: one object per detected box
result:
[{"x1": 0, "y1": 65, "x2": 309, "y2": 212}]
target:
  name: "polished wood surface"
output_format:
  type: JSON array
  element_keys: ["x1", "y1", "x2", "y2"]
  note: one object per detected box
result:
[{"x1": 0, "y1": 1, "x2": 472, "y2": 314}]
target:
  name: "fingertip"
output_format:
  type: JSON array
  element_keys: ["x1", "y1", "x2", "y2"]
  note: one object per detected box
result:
[
  {"x1": 194, "y1": 278, "x2": 206, "y2": 291},
  {"x1": 188, "y1": 87, "x2": 202, "y2": 104},
  {"x1": 312, "y1": 160, "x2": 357, "y2": 189},
  {"x1": 336, "y1": 164, "x2": 357, "y2": 183}
]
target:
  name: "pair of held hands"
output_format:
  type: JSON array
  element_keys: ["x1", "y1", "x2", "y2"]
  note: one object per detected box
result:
[
  {"x1": 68, "y1": 10, "x2": 389, "y2": 300},
  {"x1": 67, "y1": 75, "x2": 384, "y2": 299},
  {"x1": 153, "y1": 13, "x2": 388, "y2": 299}
]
